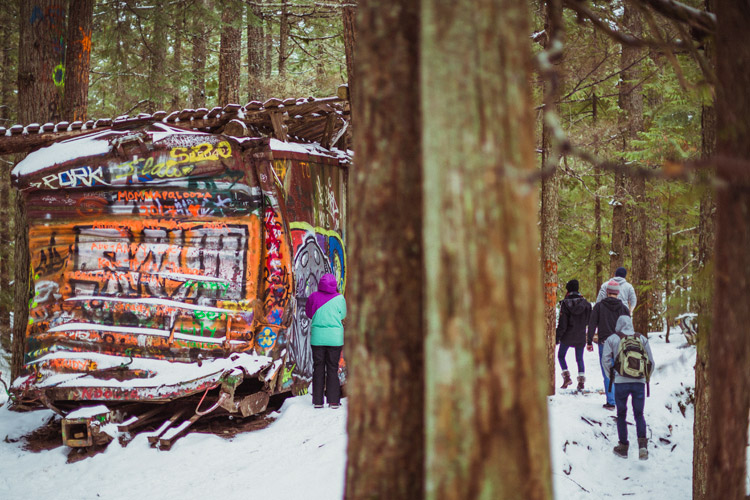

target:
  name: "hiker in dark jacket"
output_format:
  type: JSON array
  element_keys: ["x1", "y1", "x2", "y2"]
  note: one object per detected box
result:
[
  {"x1": 556, "y1": 279, "x2": 592, "y2": 390},
  {"x1": 588, "y1": 280, "x2": 630, "y2": 409},
  {"x1": 601, "y1": 315, "x2": 655, "y2": 460}
]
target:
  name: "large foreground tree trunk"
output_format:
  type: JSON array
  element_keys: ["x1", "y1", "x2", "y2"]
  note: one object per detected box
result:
[
  {"x1": 63, "y1": 0, "x2": 93, "y2": 121},
  {"x1": 422, "y1": 0, "x2": 552, "y2": 498},
  {"x1": 344, "y1": 0, "x2": 424, "y2": 498},
  {"x1": 707, "y1": 1, "x2": 750, "y2": 498}
]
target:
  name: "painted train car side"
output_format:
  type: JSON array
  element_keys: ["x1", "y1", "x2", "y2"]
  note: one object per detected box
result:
[{"x1": 10, "y1": 124, "x2": 348, "y2": 409}]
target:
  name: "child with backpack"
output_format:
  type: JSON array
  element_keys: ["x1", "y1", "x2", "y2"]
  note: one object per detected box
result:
[{"x1": 600, "y1": 315, "x2": 655, "y2": 460}]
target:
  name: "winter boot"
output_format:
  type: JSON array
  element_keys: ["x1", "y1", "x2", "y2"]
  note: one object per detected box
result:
[
  {"x1": 613, "y1": 442, "x2": 629, "y2": 459},
  {"x1": 576, "y1": 374, "x2": 585, "y2": 391},
  {"x1": 638, "y1": 438, "x2": 648, "y2": 460},
  {"x1": 560, "y1": 370, "x2": 573, "y2": 389}
]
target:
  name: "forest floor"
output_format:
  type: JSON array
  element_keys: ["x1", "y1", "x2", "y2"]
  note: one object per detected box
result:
[{"x1": 0, "y1": 328, "x2": 748, "y2": 499}]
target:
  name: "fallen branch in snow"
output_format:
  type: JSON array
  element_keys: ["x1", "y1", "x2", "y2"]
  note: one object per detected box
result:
[{"x1": 562, "y1": 474, "x2": 590, "y2": 493}]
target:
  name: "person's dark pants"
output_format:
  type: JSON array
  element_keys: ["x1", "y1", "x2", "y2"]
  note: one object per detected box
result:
[
  {"x1": 614, "y1": 382, "x2": 647, "y2": 444},
  {"x1": 312, "y1": 345, "x2": 343, "y2": 406},
  {"x1": 557, "y1": 343, "x2": 585, "y2": 373}
]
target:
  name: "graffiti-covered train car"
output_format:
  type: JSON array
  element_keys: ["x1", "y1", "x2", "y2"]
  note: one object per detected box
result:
[{"x1": 10, "y1": 123, "x2": 348, "y2": 423}]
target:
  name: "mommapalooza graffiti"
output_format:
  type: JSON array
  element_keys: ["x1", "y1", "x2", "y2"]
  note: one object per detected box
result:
[{"x1": 10, "y1": 126, "x2": 348, "y2": 406}]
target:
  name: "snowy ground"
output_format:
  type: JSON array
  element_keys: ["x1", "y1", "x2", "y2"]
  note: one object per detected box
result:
[{"x1": 0, "y1": 328, "x2": 748, "y2": 499}]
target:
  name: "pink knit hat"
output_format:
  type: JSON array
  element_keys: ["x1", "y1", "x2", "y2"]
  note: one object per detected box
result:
[{"x1": 606, "y1": 280, "x2": 620, "y2": 295}]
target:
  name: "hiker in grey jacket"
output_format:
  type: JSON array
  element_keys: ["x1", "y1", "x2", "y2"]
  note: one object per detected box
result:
[
  {"x1": 601, "y1": 315, "x2": 655, "y2": 460},
  {"x1": 596, "y1": 267, "x2": 637, "y2": 314}
]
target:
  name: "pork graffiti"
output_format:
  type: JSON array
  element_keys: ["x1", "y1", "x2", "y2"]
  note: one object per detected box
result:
[{"x1": 32, "y1": 141, "x2": 233, "y2": 190}]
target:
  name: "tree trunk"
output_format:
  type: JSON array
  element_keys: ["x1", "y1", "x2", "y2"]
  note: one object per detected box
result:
[
  {"x1": 0, "y1": 5, "x2": 16, "y2": 124},
  {"x1": 147, "y1": 7, "x2": 167, "y2": 113},
  {"x1": 707, "y1": 1, "x2": 750, "y2": 498},
  {"x1": 191, "y1": 0, "x2": 208, "y2": 109},
  {"x1": 0, "y1": 168, "x2": 10, "y2": 351},
  {"x1": 219, "y1": 1, "x2": 241, "y2": 105},
  {"x1": 18, "y1": 0, "x2": 67, "y2": 123},
  {"x1": 594, "y1": 164, "x2": 603, "y2": 297},
  {"x1": 540, "y1": 0, "x2": 563, "y2": 396},
  {"x1": 62, "y1": 0, "x2": 93, "y2": 122},
  {"x1": 342, "y1": 1, "x2": 357, "y2": 105},
  {"x1": 247, "y1": 2, "x2": 264, "y2": 101},
  {"x1": 264, "y1": 0, "x2": 273, "y2": 78},
  {"x1": 692, "y1": 72, "x2": 716, "y2": 500},
  {"x1": 344, "y1": 1, "x2": 423, "y2": 498},
  {"x1": 10, "y1": 191, "x2": 28, "y2": 380},
  {"x1": 170, "y1": 7, "x2": 184, "y2": 110},
  {"x1": 278, "y1": 1, "x2": 289, "y2": 78},
  {"x1": 614, "y1": 4, "x2": 644, "y2": 292},
  {"x1": 422, "y1": 0, "x2": 552, "y2": 498}
]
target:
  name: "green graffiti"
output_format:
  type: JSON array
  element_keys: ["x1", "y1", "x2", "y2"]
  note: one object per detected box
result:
[{"x1": 52, "y1": 63, "x2": 65, "y2": 87}]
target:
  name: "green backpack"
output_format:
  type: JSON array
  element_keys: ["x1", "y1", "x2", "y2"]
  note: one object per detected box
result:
[{"x1": 609, "y1": 332, "x2": 654, "y2": 396}]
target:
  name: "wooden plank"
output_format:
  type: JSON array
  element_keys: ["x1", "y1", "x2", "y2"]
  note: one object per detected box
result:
[
  {"x1": 146, "y1": 407, "x2": 188, "y2": 446},
  {"x1": 269, "y1": 111, "x2": 289, "y2": 142}
]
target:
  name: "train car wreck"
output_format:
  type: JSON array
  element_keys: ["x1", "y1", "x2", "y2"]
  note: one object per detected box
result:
[{"x1": 4, "y1": 97, "x2": 349, "y2": 448}]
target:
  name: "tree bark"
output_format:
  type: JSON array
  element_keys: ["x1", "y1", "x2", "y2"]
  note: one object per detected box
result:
[
  {"x1": 692, "y1": 84, "x2": 715, "y2": 500},
  {"x1": 62, "y1": 0, "x2": 93, "y2": 122},
  {"x1": 264, "y1": 0, "x2": 273, "y2": 78},
  {"x1": 247, "y1": 2, "x2": 264, "y2": 101},
  {"x1": 614, "y1": 4, "x2": 644, "y2": 295},
  {"x1": 707, "y1": 1, "x2": 750, "y2": 498},
  {"x1": 147, "y1": 6, "x2": 167, "y2": 112},
  {"x1": 191, "y1": 0, "x2": 208, "y2": 109},
  {"x1": 422, "y1": 0, "x2": 552, "y2": 498},
  {"x1": 219, "y1": 1, "x2": 242, "y2": 105},
  {"x1": 342, "y1": 1, "x2": 357, "y2": 106},
  {"x1": 10, "y1": 191, "x2": 28, "y2": 381},
  {"x1": 344, "y1": 1, "x2": 424, "y2": 498},
  {"x1": 0, "y1": 168, "x2": 10, "y2": 351},
  {"x1": 278, "y1": 1, "x2": 290, "y2": 78},
  {"x1": 0, "y1": 5, "x2": 16, "y2": 124},
  {"x1": 594, "y1": 164, "x2": 603, "y2": 297},
  {"x1": 540, "y1": 0, "x2": 563, "y2": 396},
  {"x1": 170, "y1": 6, "x2": 184, "y2": 110},
  {"x1": 18, "y1": 0, "x2": 67, "y2": 123}
]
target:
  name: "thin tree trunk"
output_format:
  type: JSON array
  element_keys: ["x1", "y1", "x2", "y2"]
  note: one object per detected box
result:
[
  {"x1": 540, "y1": 0, "x2": 563, "y2": 396},
  {"x1": 0, "y1": 168, "x2": 10, "y2": 351},
  {"x1": 344, "y1": 1, "x2": 423, "y2": 498},
  {"x1": 278, "y1": 1, "x2": 289, "y2": 78},
  {"x1": 614, "y1": 4, "x2": 644, "y2": 288},
  {"x1": 247, "y1": 2, "x2": 264, "y2": 101},
  {"x1": 707, "y1": 1, "x2": 750, "y2": 498},
  {"x1": 342, "y1": 0, "x2": 357, "y2": 105},
  {"x1": 422, "y1": 0, "x2": 552, "y2": 498},
  {"x1": 692, "y1": 69, "x2": 715, "y2": 500},
  {"x1": 191, "y1": 0, "x2": 208, "y2": 109},
  {"x1": 219, "y1": 1, "x2": 241, "y2": 105},
  {"x1": 10, "y1": 192, "x2": 27, "y2": 380},
  {"x1": 63, "y1": 0, "x2": 93, "y2": 122},
  {"x1": 18, "y1": 0, "x2": 67, "y2": 123},
  {"x1": 170, "y1": 7, "x2": 184, "y2": 110},
  {"x1": 0, "y1": 6, "x2": 15, "y2": 124},
  {"x1": 148, "y1": 7, "x2": 167, "y2": 112},
  {"x1": 264, "y1": 0, "x2": 273, "y2": 78},
  {"x1": 594, "y1": 166, "x2": 602, "y2": 296},
  {"x1": 664, "y1": 189, "x2": 672, "y2": 342}
]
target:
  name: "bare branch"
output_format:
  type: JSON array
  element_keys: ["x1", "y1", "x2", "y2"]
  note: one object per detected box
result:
[{"x1": 634, "y1": 0, "x2": 715, "y2": 35}]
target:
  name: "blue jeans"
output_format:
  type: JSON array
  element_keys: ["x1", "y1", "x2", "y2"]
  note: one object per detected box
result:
[
  {"x1": 614, "y1": 382, "x2": 647, "y2": 444},
  {"x1": 598, "y1": 343, "x2": 615, "y2": 405},
  {"x1": 558, "y1": 344, "x2": 585, "y2": 373}
]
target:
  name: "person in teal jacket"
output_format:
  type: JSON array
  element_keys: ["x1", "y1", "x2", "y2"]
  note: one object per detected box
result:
[{"x1": 304, "y1": 273, "x2": 346, "y2": 408}]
